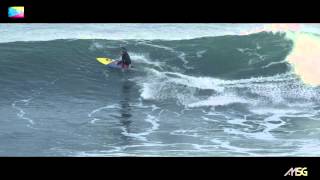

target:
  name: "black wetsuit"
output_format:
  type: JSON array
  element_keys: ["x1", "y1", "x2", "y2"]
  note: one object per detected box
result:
[{"x1": 121, "y1": 52, "x2": 131, "y2": 66}]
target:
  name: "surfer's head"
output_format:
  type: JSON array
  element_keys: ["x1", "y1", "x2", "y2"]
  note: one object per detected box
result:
[{"x1": 120, "y1": 47, "x2": 127, "y2": 54}]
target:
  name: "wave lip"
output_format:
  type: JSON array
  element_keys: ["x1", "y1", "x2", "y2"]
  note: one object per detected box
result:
[{"x1": 1, "y1": 24, "x2": 320, "y2": 43}]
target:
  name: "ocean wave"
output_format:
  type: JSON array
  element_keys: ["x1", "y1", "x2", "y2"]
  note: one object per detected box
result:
[{"x1": 1, "y1": 24, "x2": 320, "y2": 43}]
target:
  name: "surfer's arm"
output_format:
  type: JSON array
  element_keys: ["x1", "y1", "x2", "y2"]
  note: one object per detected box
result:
[{"x1": 117, "y1": 54, "x2": 125, "y2": 64}]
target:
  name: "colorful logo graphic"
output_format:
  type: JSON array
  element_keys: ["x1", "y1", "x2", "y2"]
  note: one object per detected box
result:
[{"x1": 8, "y1": 7, "x2": 24, "y2": 19}]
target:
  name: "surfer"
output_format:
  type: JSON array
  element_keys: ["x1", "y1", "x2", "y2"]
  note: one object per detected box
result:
[{"x1": 117, "y1": 47, "x2": 132, "y2": 69}]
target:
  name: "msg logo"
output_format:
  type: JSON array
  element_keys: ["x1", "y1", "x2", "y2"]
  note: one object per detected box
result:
[{"x1": 284, "y1": 167, "x2": 308, "y2": 176}]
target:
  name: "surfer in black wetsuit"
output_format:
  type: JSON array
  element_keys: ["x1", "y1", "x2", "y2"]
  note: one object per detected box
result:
[{"x1": 117, "y1": 47, "x2": 131, "y2": 69}]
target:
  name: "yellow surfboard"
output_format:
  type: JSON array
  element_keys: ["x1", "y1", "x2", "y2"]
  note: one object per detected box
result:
[{"x1": 96, "y1": 57, "x2": 114, "y2": 65}]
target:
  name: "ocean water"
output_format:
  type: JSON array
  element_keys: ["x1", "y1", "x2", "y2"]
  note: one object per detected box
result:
[{"x1": 1, "y1": 23, "x2": 320, "y2": 156}]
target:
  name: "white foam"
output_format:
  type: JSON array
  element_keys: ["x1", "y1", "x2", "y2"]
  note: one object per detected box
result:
[
  {"x1": 224, "y1": 127, "x2": 276, "y2": 141},
  {"x1": 249, "y1": 82, "x2": 320, "y2": 104},
  {"x1": 219, "y1": 73, "x2": 296, "y2": 86},
  {"x1": 250, "y1": 107, "x2": 300, "y2": 115},
  {"x1": 138, "y1": 41, "x2": 176, "y2": 52},
  {"x1": 140, "y1": 66, "x2": 320, "y2": 108},
  {"x1": 138, "y1": 42, "x2": 194, "y2": 69},
  {"x1": 201, "y1": 116, "x2": 219, "y2": 122},
  {"x1": 163, "y1": 71, "x2": 225, "y2": 92},
  {"x1": 129, "y1": 53, "x2": 164, "y2": 68},
  {"x1": 177, "y1": 52, "x2": 186, "y2": 63},
  {"x1": 262, "y1": 60, "x2": 287, "y2": 68},
  {"x1": 210, "y1": 139, "x2": 257, "y2": 155},
  {"x1": 251, "y1": 107, "x2": 317, "y2": 119},
  {"x1": 139, "y1": 69, "x2": 295, "y2": 107},
  {"x1": 88, "y1": 104, "x2": 119, "y2": 124},
  {"x1": 12, "y1": 99, "x2": 35, "y2": 125},
  {"x1": 121, "y1": 115, "x2": 159, "y2": 141},
  {"x1": 196, "y1": 50, "x2": 207, "y2": 58},
  {"x1": 139, "y1": 75, "x2": 200, "y2": 105},
  {"x1": 188, "y1": 95, "x2": 250, "y2": 108},
  {"x1": 222, "y1": 107, "x2": 303, "y2": 141},
  {"x1": 170, "y1": 129, "x2": 200, "y2": 137},
  {"x1": 237, "y1": 47, "x2": 267, "y2": 65},
  {"x1": 140, "y1": 82, "x2": 158, "y2": 100},
  {"x1": 134, "y1": 101, "x2": 161, "y2": 112},
  {"x1": 227, "y1": 115, "x2": 252, "y2": 128},
  {"x1": 294, "y1": 139, "x2": 320, "y2": 156},
  {"x1": 88, "y1": 42, "x2": 105, "y2": 51}
]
